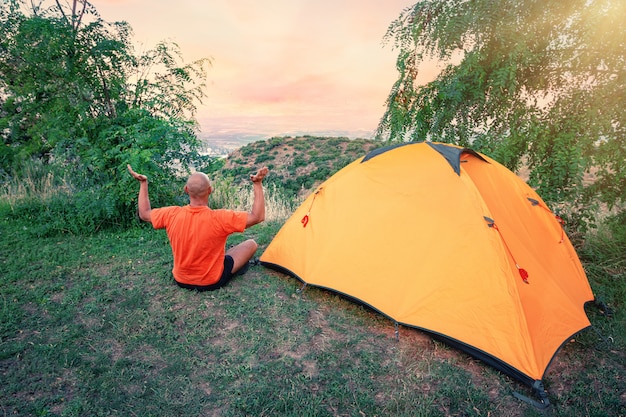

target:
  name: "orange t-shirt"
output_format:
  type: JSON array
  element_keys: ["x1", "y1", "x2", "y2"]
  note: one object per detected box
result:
[{"x1": 151, "y1": 205, "x2": 247, "y2": 286}]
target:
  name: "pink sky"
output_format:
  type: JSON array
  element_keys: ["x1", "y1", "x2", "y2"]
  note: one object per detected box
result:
[{"x1": 95, "y1": 1, "x2": 434, "y2": 141}]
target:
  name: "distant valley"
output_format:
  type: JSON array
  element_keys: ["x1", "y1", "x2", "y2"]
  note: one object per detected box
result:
[{"x1": 198, "y1": 129, "x2": 377, "y2": 156}]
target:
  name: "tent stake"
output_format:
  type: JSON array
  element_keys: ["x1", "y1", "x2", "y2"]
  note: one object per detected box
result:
[
  {"x1": 394, "y1": 322, "x2": 400, "y2": 341},
  {"x1": 296, "y1": 282, "x2": 307, "y2": 294},
  {"x1": 513, "y1": 381, "x2": 550, "y2": 409}
]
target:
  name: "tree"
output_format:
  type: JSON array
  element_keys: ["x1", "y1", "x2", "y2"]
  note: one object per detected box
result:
[
  {"x1": 0, "y1": 0, "x2": 131, "y2": 164},
  {"x1": 377, "y1": 0, "x2": 625, "y2": 227},
  {"x1": 0, "y1": 0, "x2": 212, "y2": 231}
]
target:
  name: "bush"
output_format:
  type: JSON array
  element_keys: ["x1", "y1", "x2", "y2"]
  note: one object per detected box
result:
[
  {"x1": 0, "y1": 154, "x2": 192, "y2": 236},
  {"x1": 255, "y1": 154, "x2": 274, "y2": 164}
]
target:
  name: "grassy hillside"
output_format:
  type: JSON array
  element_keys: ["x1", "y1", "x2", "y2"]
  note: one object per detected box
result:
[{"x1": 218, "y1": 135, "x2": 378, "y2": 198}]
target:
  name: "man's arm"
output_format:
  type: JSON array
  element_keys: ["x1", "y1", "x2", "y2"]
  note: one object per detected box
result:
[
  {"x1": 246, "y1": 167, "x2": 269, "y2": 228},
  {"x1": 127, "y1": 165, "x2": 152, "y2": 222}
]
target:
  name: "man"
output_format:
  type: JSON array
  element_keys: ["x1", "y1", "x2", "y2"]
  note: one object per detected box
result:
[{"x1": 127, "y1": 164, "x2": 269, "y2": 291}]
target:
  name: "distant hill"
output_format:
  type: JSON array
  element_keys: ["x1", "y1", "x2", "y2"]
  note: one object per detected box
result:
[{"x1": 219, "y1": 135, "x2": 379, "y2": 198}]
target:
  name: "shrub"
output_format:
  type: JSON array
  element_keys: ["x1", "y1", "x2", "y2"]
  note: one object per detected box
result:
[{"x1": 255, "y1": 154, "x2": 274, "y2": 164}]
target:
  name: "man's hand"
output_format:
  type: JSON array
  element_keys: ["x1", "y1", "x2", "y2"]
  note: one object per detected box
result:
[
  {"x1": 127, "y1": 164, "x2": 152, "y2": 222},
  {"x1": 246, "y1": 167, "x2": 268, "y2": 228},
  {"x1": 250, "y1": 167, "x2": 269, "y2": 183},
  {"x1": 127, "y1": 164, "x2": 147, "y2": 182}
]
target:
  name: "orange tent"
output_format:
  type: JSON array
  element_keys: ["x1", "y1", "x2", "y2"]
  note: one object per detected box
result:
[{"x1": 261, "y1": 141, "x2": 594, "y2": 406}]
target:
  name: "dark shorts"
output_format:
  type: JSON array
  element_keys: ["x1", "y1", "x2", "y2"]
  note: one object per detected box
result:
[{"x1": 175, "y1": 255, "x2": 235, "y2": 292}]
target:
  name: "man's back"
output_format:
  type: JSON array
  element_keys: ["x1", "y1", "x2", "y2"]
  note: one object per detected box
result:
[{"x1": 151, "y1": 206, "x2": 247, "y2": 286}]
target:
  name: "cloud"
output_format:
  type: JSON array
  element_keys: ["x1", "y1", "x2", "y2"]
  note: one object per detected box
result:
[{"x1": 95, "y1": 0, "x2": 419, "y2": 138}]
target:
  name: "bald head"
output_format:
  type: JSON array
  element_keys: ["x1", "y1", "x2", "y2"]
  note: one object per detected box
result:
[{"x1": 185, "y1": 172, "x2": 211, "y2": 199}]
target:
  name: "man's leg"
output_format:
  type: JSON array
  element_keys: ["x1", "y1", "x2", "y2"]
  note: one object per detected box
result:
[{"x1": 226, "y1": 239, "x2": 258, "y2": 273}]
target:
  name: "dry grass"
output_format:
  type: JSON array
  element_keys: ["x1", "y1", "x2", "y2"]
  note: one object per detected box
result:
[
  {"x1": 210, "y1": 176, "x2": 299, "y2": 222},
  {"x1": 235, "y1": 183, "x2": 300, "y2": 222},
  {"x1": 0, "y1": 163, "x2": 71, "y2": 206}
]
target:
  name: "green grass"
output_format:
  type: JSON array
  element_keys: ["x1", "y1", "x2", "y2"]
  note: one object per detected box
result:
[
  {"x1": 1, "y1": 154, "x2": 625, "y2": 416},
  {"x1": 1, "y1": 210, "x2": 624, "y2": 417}
]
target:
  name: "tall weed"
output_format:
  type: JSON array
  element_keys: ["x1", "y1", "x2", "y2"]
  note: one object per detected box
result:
[
  {"x1": 581, "y1": 210, "x2": 626, "y2": 273},
  {"x1": 2, "y1": 167, "x2": 298, "y2": 237},
  {"x1": 0, "y1": 159, "x2": 70, "y2": 205},
  {"x1": 1, "y1": 161, "x2": 134, "y2": 235},
  {"x1": 209, "y1": 175, "x2": 299, "y2": 222},
  {"x1": 579, "y1": 210, "x2": 626, "y2": 350}
]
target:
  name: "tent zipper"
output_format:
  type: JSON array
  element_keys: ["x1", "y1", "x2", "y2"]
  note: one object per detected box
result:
[
  {"x1": 484, "y1": 216, "x2": 529, "y2": 284},
  {"x1": 301, "y1": 187, "x2": 322, "y2": 227}
]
